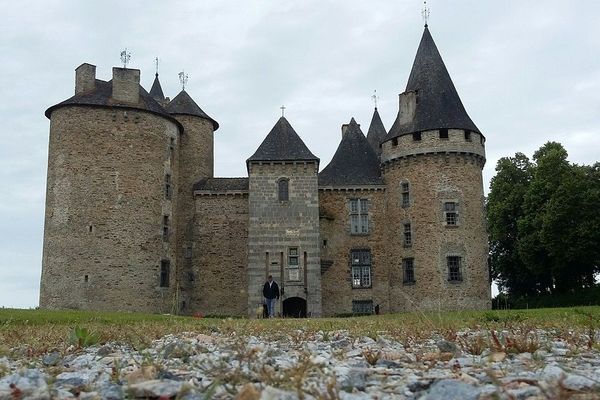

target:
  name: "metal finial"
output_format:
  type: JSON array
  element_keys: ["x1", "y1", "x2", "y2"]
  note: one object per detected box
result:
[
  {"x1": 371, "y1": 90, "x2": 379, "y2": 109},
  {"x1": 280, "y1": 105, "x2": 286, "y2": 117},
  {"x1": 155, "y1": 57, "x2": 159, "y2": 76},
  {"x1": 178, "y1": 70, "x2": 188, "y2": 91},
  {"x1": 422, "y1": 1, "x2": 430, "y2": 27},
  {"x1": 120, "y1": 49, "x2": 131, "y2": 68}
]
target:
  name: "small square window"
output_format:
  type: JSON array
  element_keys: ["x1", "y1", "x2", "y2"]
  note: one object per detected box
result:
[
  {"x1": 464, "y1": 130, "x2": 472, "y2": 141},
  {"x1": 352, "y1": 300, "x2": 373, "y2": 314},
  {"x1": 84, "y1": 274, "x2": 89, "y2": 283},
  {"x1": 439, "y1": 129, "x2": 448, "y2": 139},
  {"x1": 392, "y1": 137, "x2": 398, "y2": 146},
  {"x1": 413, "y1": 132, "x2": 422, "y2": 141}
]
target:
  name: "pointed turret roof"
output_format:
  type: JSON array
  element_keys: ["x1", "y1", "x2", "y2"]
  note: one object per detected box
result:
[
  {"x1": 149, "y1": 73, "x2": 165, "y2": 101},
  {"x1": 387, "y1": 26, "x2": 480, "y2": 140},
  {"x1": 319, "y1": 118, "x2": 383, "y2": 186},
  {"x1": 247, "y1": 117, "x2": 318, "y2": 163},
  {"x1": 366, "y1": 107, "x2": 387, "y2": 157},
  {"x1": 166, "y1": 90, "x2": 219, "y2": 130}
]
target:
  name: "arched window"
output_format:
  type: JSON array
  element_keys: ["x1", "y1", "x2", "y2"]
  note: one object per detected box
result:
[{"x1": 278, "y1": 178, "x2": 289, "y2": 201}]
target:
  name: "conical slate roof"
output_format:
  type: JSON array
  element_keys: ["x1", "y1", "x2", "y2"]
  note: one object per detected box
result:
[
  {"x1": 166, "y1": 90, "x2": 219, "y2": 130},
  {"x1": 149, "y1": 73, "x2": 165, "y2": 101},
  {"x1": 247, "y1": 117, "x2": 318, "y2": 163},
  {"x1": 366, "y1": 107, "x2": 387, "y2": 157},
  {"x1": 387, "y1": 26, "x2": 480, "y2": 140},
  {"x1": 319, "y1": 118, "x2": 383, "y2": 186}
]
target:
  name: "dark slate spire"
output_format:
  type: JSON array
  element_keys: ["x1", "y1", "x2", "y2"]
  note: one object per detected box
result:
[
  {"x1": 247, "y1": 117, "x2": 318, "y2": 163},
  {"x1": 149, "y1": 73, "x2": 165, "y2": 101},
  {"x1": 166, "y1": 90, "x2": 219, "y2": 130},
  {"x1": 319, "y1": 118, "x2": 383, "y2": 186},
  {"x1": 386, "y1": 26, "x2": 480, "y2": 140},
  {"x1": 366, "y1": 107, "x2": 387, "y2": 157}
]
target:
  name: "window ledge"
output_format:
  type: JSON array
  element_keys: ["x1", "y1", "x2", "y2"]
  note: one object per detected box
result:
[
  {"x1": 447, "y1": 280, "x2": 463, "y2": 284},
  {"x1": 403, "y1": 244, "x2": 412, "y2": 248},
  {"x1": 351, "y1": 286, "x2": 373, "y2": 290},
  {"x1": 350, "y1": 233, "x2": 370, "y2": 236},
  {"x1": 403, "y1": 281, "x2": 416, "y2": 286},
  {"x1": 444, "y1": 224, "x2": 460, "y2": 228}
]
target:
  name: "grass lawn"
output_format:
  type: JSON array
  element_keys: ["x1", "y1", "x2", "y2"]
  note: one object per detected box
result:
[{"x1": 1, "y1": 307, "x2": 599, "y2": 355}]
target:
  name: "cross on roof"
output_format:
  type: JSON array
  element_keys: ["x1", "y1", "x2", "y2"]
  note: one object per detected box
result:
[
  {"x1": 120, "y1": 49, "x2": 131, "y2": 68},
  {"x1": 178, "y1": 71, "x2": 188, "y2": 90},
  {"x1": 422, "y1": 1, "x2": 430, "y2": 27},
  {"x1": 155, "y1": 57, "x2": 159, "y2": 75},
  {"x1": 371, "y1": 90, "x2": 379, "y2": 109},
  {"x1": 280, "y1": 105, "x2": 286, "y2": 117}
]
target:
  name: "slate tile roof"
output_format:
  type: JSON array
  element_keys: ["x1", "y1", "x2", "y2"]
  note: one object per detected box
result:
[
  {"x1": 318, "y1": 118, "x2": 383, "y2": 186},
  {"x1": 165, "y1": 90, "x2": 219, "y2": 130},
  {"x1": 366, "y1": 107, "x2": 387, "y2": 157},
  {"x1": 247, "y1": 117, "x2": 319, "y2": 163},
  {"x1": 386, "y1": 26, "x2": 480, "y2": 140},
  {"x1": 193, "y1": 177, "x2": 249, "y2": 191},
  {"x1": 149, "y1": 73, "x2": 165, "y2": 101}
]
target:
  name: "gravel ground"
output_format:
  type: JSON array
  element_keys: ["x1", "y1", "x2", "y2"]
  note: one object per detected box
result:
[{"x1": 1, "y1": 328, "x2": 599, "y2": 399}]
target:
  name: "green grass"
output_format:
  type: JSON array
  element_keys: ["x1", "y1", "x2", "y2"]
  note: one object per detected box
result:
[{"x1": 0, "y1": 306, "x2": 599, "y2": 356}]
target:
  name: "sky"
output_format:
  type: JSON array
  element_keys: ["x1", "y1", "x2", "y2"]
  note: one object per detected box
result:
[{"x1": 1, "y1": 1, "x2": 599, "y2": 308}]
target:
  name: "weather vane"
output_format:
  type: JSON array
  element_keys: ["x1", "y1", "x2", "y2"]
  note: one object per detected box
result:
[
  {"x1": 371, "y1": 90, "x2": 379, "y2": 109},
  {"x1": 120, "y1": 49, "x2": 131, "y2": 68},
  {"x1": 422, "y1": 1, "x2": 430, "y2": 27},
  {"x1": 280, "y1": 105, "x2": 286, "y2": 117},
  {"x1": 155, "y1": 57, "x2": 159, "y2": 76},
  {"x1": 178, "y1": 70, "x2": 188, "y2": 90}
]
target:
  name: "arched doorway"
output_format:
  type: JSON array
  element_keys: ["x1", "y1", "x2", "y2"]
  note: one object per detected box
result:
[{"x1": 283, "y1": 297, "x2": 307, "y2": 318}]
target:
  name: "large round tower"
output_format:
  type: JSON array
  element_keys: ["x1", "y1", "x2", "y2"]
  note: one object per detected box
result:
[
  {"x1": 381, "y1": 27, "x2": 490, "y2": 311},
  {"x1": 40, "y1": 64, "x2": 182, "y2": 312}
]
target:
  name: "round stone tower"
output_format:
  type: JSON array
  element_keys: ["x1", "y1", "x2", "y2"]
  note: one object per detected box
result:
[
  {"x1": 165, "y1": 89, "x2": 218, "y2": 314},
  {"x1": 40, "y1": 64, "x2": 182, "y2": 312},
  {"x1": 381, "y1": 26, "x2": 490, "y2": 311}
]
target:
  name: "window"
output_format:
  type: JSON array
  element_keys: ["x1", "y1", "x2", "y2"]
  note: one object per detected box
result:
[
  {"x1": 403, "y1": 258, "x2": 415, "y2": 284},
  {"x1": 184, "y1": 246, "x2": 192, "y2": 259},
  {"x1": 350, "y1": 199, "x2": 369, "y2": 234},
  {"x1": 165, "y1": 174, "x2": 171, "y2": 199},
  {"x1": 188, "y1": 272, "x2": 195, "y2": 282},
  {"x1": 351, "y1": 249, "x2": 371, "y2": 288},
  {"x1": 162, "y1": 215, "x2": 169, "y2": 241},
  {"x1": 412, "y1": 132, "x2": 422, "y2": 141},
  {"x1": 352, "y1": 300, "x2": 373, "y2": 314},
  {"x1": 401, "y1": 182, "x2": 410, "y2": 207},
  {"x1": 439, "y1": 128, "x2": 449, "y2": 139},
  {"x1": 278, "y1": 178, "x2": 289, "y2": 201},
  {"x1": 403, "y1": 223, "x2": 412, "y2": 246},
  {"x1": 444, "y1": 202, "x2": 459, "y2": 226},
  {"x1": 288, "y1": 247, "x2": 299, "y2": 281},
  {"x1": 464, "y1": 130, "x2": 472, "y2": 141},
  {"x1": 447, "y1": 256, "x2": 462, "y2": 282},
  {"x1": 84, "y1": 274, "x2": 89, "y2": 283},
  {"x1": 323, "y1": 239, "x2": 327, "y2": 247},
  {"x1": 160, "y1": 260, "x2": 170, "y2": 287},
  {"x1": 392, "y1": 137, "x2": 398, "y2": 147},
  {"x1": 169, "y1": 137, "x2": 175, "y2": 151}
]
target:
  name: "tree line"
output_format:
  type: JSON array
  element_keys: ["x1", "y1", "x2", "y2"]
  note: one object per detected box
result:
[{"x1": 487, "y1": 142, "x2": 600, "y2": 299}]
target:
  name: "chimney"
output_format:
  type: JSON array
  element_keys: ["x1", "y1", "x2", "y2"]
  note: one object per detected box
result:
[
  {"x1": 75, "y1": 63, "x2": 96, "y2": 95},
  {"x1": 341, "y1": 123, "x2": 360, "y2": 138},
  {"x1": 112, "y1": 67, "x2": 140, "y2": 104},
  {"x1": 398, "y1": 90, "x2": 417, "y2": 125}
]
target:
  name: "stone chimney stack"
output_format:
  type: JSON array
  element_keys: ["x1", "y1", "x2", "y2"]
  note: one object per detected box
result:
[
  {"x1": 112, "y1": 67, "x2": 140, "y2": 104},
  {"x1": 75, "y1": 63, "x2": 96, "y2": 95},
  {"x1": 341, "y1": 122, "x2": 359, "y2": 137},
  {"x1": 398, "y1": 90, "x2": 417, "y2": 125}
]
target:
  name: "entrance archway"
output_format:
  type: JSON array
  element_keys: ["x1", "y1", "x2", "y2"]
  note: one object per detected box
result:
[{"x1": 282, "y1": 297, "x2": 307, "y2": 318}]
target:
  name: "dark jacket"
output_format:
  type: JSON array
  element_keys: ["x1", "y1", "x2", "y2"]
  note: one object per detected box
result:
[{"x1": 263, "y1": 280, "x2": 280, "y2": 299}]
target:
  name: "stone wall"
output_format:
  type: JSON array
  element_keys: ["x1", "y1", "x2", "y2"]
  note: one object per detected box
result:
[
  {"x1": 247, "y1": 162, "x2": 321, "y2": 317},
  {"x1": 40, "y1": 106, "x2": 180, "y2": 312},
  {"x1": 173, "y1": 115, "x2": 214, "y2": 314},
  {"x1": 319, "y1": 189, "x2": 388, "y2": 316},
  {"x1": 191, "y1": 194, "x2": 248, "y2": 316}
]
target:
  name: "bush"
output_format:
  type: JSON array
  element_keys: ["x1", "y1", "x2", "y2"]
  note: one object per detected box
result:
[{"x1": 493, "y1": 285, "x2": 600, "y2": 309}]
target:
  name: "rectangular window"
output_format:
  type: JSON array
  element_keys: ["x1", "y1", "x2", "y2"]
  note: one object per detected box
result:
[
  {"x1": 351, "y1": 249, "x2": 371, "y2": 288},
  {"x1": 350, "y1": 199, "x2": 369, "y2": 234},
  {"x1": 413, "y1": 132, "x2": 422, "y2": 141},
  {"x1": 165, "y1": 174, "x2": 171, "y2": 200},
  {"x1": 160, "y1": 260, "x2": 170, "y2": 287},
  {"x1": 288, "y1": 247, "x2": 299, "y2": 281},
  {"x1": 447, "y1": 256, "x2": 462, "y2": 282},
  {"x1": 278, "y1": 179, "x2": 289, "y2": 201},
  {"x1": 403, "y1": 258, "x2": 415, "y2": 284},
  {"x1": 403, "y1": 223, "x2": 412, "y2": 246},
  {"x1": 352, "y1": 300, "x2": 373, "y2": 314},
  {"x1": 444, "y1": 202, "x2": 458, "y2": 226},
  {"x1": 464, "y1": 130, "x2": 472, "y2": 141},
  {"x1": 392, "y1": 137, "x2": 398, "y2": 146},
  {"x1": 169, "y1": 137, "x2": 175, "y2": 151},
  {"x1": 401, "y1": 182, "x2": 410, "y2": 208},
  {"x1": 162, "y1": 215, "x2": 169, "y2": 241},
  {"x1": 439, "y1": 128, "x2": 449, "y2": 139}
]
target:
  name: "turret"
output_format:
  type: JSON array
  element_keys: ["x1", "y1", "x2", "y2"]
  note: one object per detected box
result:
[
  {"x1": 366, "y1": 108, "x2": 387, "y2": 158},
  {"x1": 381, "y1": 26, "x2": 490, "y2": 311}
]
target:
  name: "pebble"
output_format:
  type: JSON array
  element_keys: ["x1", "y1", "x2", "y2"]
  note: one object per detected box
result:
[{"x1": 0, "y1": 328, "x2": 598, "y2": 399}]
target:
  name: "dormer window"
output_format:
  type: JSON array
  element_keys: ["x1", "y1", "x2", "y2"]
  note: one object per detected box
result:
[
  {"x1": 277, "y1": 178, "x2": 289, "y2": 201},
  {"x1": 412, "y1": 132, "x2": 422, "y2": 141}
]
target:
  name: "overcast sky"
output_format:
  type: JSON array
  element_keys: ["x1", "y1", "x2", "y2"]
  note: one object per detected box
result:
[{"x1": 1, "y1": 1, "x2": 599, "y2": 308}]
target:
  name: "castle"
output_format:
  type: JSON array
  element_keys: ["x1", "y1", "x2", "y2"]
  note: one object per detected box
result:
[{"x1": 40, "y1": 25, "x2": 491, "y2": 317}]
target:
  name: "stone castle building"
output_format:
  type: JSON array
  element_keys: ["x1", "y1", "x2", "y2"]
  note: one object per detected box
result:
[{"x1": 40, "y1": 26, "x2": 491, "y2": 317}]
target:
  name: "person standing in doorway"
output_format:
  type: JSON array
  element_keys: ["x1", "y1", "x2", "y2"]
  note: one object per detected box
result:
[{"x1": 263, "y1": 275, "x2": 280, "y2": 318}]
